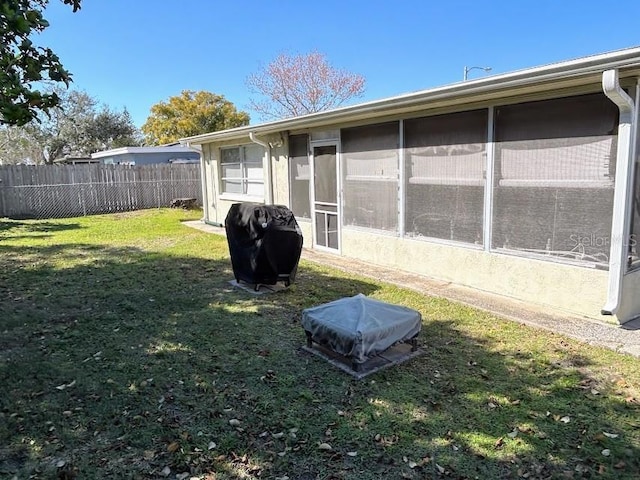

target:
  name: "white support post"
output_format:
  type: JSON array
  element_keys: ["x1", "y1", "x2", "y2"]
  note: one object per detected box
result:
[
  {"x1": 483, "y1": 106, "x2": 496, "y2": 250},
  {"x1": 398, "y1": 120, "x2": 405, "y2": 237}
]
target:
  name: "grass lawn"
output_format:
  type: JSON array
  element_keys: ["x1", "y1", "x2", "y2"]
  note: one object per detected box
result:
[{"x1": 1, "y1": 209, "x2": 639, "y2": 480}]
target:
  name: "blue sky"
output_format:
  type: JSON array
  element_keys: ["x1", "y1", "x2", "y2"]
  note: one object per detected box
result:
[{"x1": 38, "y1": 0, "x2": 640, "y2": 128}]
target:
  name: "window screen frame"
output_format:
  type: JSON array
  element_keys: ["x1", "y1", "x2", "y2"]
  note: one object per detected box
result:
[
  {"x1": 403, "y1": 109, "x2": 489, "y2": 246},
  {"x1": 288, "y1": 134, "x2": 311, "y2": 219},
  {"x1": 340, "y1": 121, "x2": 400, "y2": 233},
  {"x1": 491, "y1": 92, "x2": 619, "y2": 268},
  {"x1": 219, "y1": 144, "x2": 265, "y2": 200}
]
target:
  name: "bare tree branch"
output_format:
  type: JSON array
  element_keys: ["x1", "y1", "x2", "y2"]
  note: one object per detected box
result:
[{"x1": 246, "y1": 51, "x2": 365, "y2": 120}]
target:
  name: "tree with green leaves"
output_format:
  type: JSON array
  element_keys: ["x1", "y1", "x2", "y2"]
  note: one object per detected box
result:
[
  {"x1": 1, "y1": 0, "x2": 82, "y2": 126},
  {"x1": 0, "y1": 88, "x2": 141, "y2": 164},
  {"x1": 142, "y1": 90, "x2": 250, "y2": 145}
]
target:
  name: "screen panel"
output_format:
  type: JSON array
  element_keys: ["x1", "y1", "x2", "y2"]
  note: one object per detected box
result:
[
  {"x1": 289, "y1": 134, "x2": 311, "y2": 218},
  {"x1": 404, "y1": 109, "x2": 488, "y2": 244},
  {"x1": 492, "y1": 93, "x2": 618, "y2": 266},
  {"x1": 341, "y1": 122, "x2": 399, "y2": 232}
]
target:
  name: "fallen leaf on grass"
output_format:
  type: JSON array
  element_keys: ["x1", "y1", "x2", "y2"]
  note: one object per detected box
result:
[
  {"x1": 346, "y1": 451, "x2": 358, "y2": 457},
  {"x1": 507, "y1": 429, "x2": 518, "y2": 439},
  {"x1": 167, "y1": 442, "x2": 180, "y2": 453},
  {"x1": 601, "y1": 449, "x2": 611, "y2": 456},
  {"x1": 603, "y1": 432, "x2": 619, "y2": 439},
  {"x1": 176, "y1": 473, "x2": 189, "y2": 480},
  {"x1": 318, "y1": 443, "x2": 332, "y2": 450},
  {"x1": 160, "y1": 466, "x2": 171, "y2": 477},
  {"x1": 55, "y1": 380, "x2": 76, "y2": 391},
  {"x1": 208, "y1": 441, "x2": 217, "y2": 450},
  {"x1": 143, "y1": 450, "x2": 155, "y2": 460},
  {"x1": 229, "y1": 419, "x2": 241, "y2": 427},
  {"x1": 559, "y1": 416, "x2": 571, "y2": 423},
  {"x1": 616, "y1": 379, "x2": 629, "y2": 388}
]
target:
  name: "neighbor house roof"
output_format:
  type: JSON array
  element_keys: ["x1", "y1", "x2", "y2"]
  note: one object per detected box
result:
[
  {"x1": 180, "y1": 46, "x2": 640, "y2": 146},
  {"x1": 91, "y1": 146, "x2": 200, "y2": 159}
]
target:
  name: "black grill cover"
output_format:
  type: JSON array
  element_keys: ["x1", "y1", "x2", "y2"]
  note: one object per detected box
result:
[{"x1": 225, "y1": 203, "x2": 303, "y2": 287}]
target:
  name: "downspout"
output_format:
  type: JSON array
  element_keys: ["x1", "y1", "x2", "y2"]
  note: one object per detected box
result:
[
  {"x1": 601, "y1": 69, "x2": 637, "y2": 315},
  {"x1": 188, "y1": 141, "x2": 210, "y2": 223},
  {"x1": 249, "y1": 131, "x2": 274, "y2": 204}
]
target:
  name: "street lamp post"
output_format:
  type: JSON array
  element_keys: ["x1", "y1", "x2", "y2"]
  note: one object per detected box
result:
[{"x1": 463, "y1": 65, "x2": 492, "y2": 81}]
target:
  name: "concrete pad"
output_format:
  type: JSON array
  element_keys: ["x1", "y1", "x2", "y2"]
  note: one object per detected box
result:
[
  {"x1": 229, "y1": 279, "x2": 289, "y2": 295},
  {"x1": 303, "y1": 342, "x2": 424, "y2": 379}
]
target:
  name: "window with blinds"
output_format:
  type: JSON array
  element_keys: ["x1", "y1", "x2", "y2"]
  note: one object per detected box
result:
[
  {"x1": 492, "y1": 93, "x2": 619, "y2": 266},
  {"x1": 220, "y1": 144, "x2": 264, "y2": 197},
  {"x1": 341, "y1": 122, "x2": 399, "y2": 232},
  {"x1": 288, "y1": 134, "x2": 310, "y2": 218},
  {"x1": 404, "y1": 109, "x2": 488, "y2": 244}
]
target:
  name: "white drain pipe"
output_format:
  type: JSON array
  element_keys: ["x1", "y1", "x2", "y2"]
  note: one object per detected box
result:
[
  {"x1": 249, "y1": 131, "x2": 274, "y2": 205},
  {"x1": 601, "y1": 69, "x2": 637, "y2": 316}
]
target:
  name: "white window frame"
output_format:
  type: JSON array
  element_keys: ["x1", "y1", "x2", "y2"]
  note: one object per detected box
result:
[{"x1": 219, "y1": 144, "x2": 265, "y2": 201}]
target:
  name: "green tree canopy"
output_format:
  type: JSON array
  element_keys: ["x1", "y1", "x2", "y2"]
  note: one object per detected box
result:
[
  {"x1": 141, "y1": 90, "x2": 250, "y2": 145},
  {"x1": 0, "y1": 88, "x2": 141, "y2": 164},
  {"x1": 1, "y1": 0, "x2": 82, "y2": 126}
]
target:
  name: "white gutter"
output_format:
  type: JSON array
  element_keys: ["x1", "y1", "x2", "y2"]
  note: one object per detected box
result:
[
  {"x1": 248, "y1": 132, "x2": 274, "y2": 204},
  {"x1": 601, "y1": 69, "x2": 637, "y2": 316},
  {"x1": 181, "y1": 47, "x2": 640, "y2": 146}
]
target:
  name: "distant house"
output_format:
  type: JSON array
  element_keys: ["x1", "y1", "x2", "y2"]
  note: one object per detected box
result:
[
  {"x1": 54, "y1": 155, "x2": 99, "y2": 165},
  {"x1": 182, "y1": 46, "x2": 640, "y2": 325},
  {"x1": 90, "y1": 146, "x2": 201, "y2": 166}
]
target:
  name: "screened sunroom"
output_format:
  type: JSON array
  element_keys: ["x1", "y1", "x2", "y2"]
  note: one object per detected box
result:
[{"x1": 184, "y1": 46, "x2": 640, "y2": 324}]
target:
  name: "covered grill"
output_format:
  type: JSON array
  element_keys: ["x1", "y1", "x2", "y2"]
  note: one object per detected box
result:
[{"x1": 225, "y1": 203, "x2": 303, "y2": 290}]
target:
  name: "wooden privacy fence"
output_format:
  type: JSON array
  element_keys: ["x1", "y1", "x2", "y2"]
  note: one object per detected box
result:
[{"x1": 0, "y1": 163, "x2": 202, "y2": 219}]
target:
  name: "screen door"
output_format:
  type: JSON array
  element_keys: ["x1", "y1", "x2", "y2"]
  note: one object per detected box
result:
[{"x1": 312, "y1": 144, "x2": 340, "y2": 250}]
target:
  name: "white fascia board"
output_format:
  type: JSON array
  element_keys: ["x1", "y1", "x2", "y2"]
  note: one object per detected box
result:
[
  {"x1": 180, "y1": 46, "x2": 640, "y2": 146},
  {"x1": 91, "y1": 146, "x2": 200, "y2": 159}
]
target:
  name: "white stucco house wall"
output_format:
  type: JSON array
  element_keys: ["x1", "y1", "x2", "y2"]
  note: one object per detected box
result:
[{"x1": 182, "y1": 47, "x2": 640, "y2": 325}]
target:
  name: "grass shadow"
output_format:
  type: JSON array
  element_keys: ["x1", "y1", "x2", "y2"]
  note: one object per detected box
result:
[
  {"x1": 0, "y1": 219, "x2": 84, "y2": 234},
  {"x1": 0, "y1": 217, "x2": 638, "y2": 479}
]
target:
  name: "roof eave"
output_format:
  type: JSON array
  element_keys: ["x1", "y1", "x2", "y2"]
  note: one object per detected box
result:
[{"x1": 180, "y1": 46, "x2": 640, "y2": 146}]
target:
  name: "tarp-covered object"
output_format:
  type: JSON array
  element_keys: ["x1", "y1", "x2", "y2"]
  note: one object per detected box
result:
[
  {"x1": 301, "y1": 294, "x2": 421, "y2": 364},
  {"x1": 225, "y1": 203, "x2": 303, "y2": 288}
]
